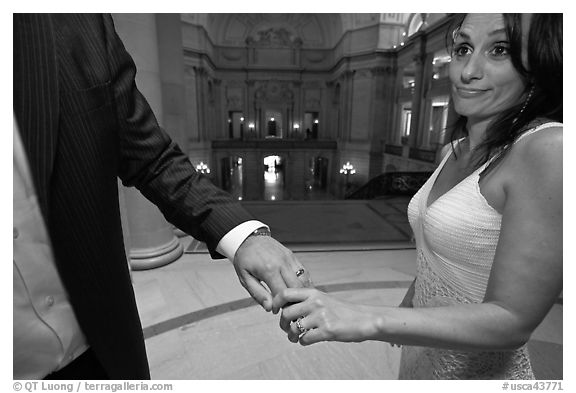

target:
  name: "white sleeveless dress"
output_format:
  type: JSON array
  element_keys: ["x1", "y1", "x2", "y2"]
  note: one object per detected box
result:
[{"x1": 398, "y1": 122, "x2": 562, "y2": 379}]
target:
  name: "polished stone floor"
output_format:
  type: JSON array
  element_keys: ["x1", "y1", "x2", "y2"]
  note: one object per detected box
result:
[{"x1": 131, "y1": 201, "x2": 563, "y2": 380}]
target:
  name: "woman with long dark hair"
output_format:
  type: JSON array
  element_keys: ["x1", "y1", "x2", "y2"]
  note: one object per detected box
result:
[{"x1": 272, "y1": 13, "x2": 562, "y2": 379}]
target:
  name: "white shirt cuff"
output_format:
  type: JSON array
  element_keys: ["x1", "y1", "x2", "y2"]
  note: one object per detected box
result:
[{"x1": 216, "y1": 220, "x2": 268, "y2": 261}]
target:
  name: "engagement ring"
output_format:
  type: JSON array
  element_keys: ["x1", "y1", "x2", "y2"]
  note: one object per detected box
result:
[{"x1": 296, "y1": 317, "x2": 307, "y2": 335}]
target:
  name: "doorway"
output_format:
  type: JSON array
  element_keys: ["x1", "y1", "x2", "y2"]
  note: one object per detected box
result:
[
  {"x1": 264, "y1": 110, "x2": 283, "y2": 138},
  {"x1": 305, "y1": 156, "x2": 329, "y2": 199},
  {"x1": 228, "y1": 112, "x2": 245, "y2": 139},
  {"x1": 263, "y1": 155, "x2": 285, "y2": 200},
  {"x1": 221, "y1": 156, "x2": 244, "y2": 200}
]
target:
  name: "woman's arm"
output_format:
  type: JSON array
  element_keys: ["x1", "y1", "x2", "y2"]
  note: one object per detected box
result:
[{"x1": 273, "y1": 127, "x2": 562, "y2": 350}]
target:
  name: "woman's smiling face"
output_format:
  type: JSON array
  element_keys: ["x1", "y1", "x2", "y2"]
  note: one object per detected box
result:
[{"x1": 449, "y1": 14, "x2": 528, "y2": 125}]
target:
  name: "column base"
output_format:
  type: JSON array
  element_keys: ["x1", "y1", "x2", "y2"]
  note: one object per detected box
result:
[{"x1": 129, "y1": 236, "x2": 183, "y2": 270}]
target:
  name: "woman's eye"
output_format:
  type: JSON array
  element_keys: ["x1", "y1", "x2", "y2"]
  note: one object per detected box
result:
[
  {"x1": 452, "y1": 45, "x2": 471, "y2": 57},
  {"x1": 490, "y1": 45, "x2": 510, "y2": 57}
]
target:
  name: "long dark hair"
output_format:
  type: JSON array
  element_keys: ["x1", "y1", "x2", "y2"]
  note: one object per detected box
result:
[{"x1": 446, "y1": 13, "x2": 563, "y2": 167}]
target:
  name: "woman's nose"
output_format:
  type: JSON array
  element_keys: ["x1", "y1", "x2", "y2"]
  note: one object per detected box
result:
[{"x1": 461, "y1": 53, "x2": 484, "y2": 82}]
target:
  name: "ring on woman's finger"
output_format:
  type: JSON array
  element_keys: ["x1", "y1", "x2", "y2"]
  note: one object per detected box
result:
[
  {"x1": 295, "y1": 268, "x2": 305, "y2": 277},
  {"x1": 295, "y1": 316, "x2": 307, "y2": 335}
]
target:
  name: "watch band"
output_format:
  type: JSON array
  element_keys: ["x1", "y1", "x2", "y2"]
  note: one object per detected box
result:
[{"x1": 251, "y1": 227, "x2": 271, "y2": 237}]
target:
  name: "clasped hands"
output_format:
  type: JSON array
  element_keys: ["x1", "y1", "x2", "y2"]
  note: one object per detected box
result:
[{"x1": 234, "y1": 235, "x2": 374, "y2": 345}]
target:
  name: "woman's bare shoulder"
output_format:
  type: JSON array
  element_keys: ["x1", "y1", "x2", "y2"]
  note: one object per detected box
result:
[
  {"x1": 506, "y1": 124, "x2": 562, "y2": 192},
  {"x1": 513, "y1": 124, "x2": 562, "y2": 166}
]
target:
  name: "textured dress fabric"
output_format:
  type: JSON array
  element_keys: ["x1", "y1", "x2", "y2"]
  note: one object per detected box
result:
[{"x1": 398, "y1": 122, "x2": 561, "y2": 379}]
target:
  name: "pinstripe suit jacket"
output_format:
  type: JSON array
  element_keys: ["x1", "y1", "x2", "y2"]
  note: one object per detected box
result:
[{"x1": 13, "y1": 14, "x2": 253, "y2": 379}]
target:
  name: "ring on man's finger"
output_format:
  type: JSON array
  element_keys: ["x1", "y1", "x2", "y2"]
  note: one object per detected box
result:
[
  {"x1": 295, "y1": 316, "x2": 307, "y2": 335},
  {"x1": 295, "y1": 268, "x2": 305, "y2": 277}
]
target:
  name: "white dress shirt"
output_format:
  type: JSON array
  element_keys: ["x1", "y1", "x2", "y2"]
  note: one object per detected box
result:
[
  {"x1": 13, "y1": 116, "x2": 266, "y2": 379},
  {"x1": 13, "y1": 118, "x2": 88, "y2": 380},
  {"x1": 216, "y1": 220, "x2": 267, "y2": 260}
]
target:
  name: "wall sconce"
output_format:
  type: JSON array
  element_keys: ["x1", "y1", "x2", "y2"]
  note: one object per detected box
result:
[
  {"x1": 196, "y1": 161, "x2": 211, "y2": 174},
  {"x1": 314, "y1": 119, "x2": 319, "y2": 124}
]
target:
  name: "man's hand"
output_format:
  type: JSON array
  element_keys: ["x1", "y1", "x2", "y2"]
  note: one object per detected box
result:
[{"x1": 233, "y1": 235, "x2": 312, "y2": 312}]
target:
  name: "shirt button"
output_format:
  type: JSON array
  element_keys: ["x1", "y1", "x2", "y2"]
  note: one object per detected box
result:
[
  {"x1": 13, "y1": 227, "x2": 19, "y2": 239},
  {"x1": 45, "y1": 296, "x2": 54, "y2": 307}
]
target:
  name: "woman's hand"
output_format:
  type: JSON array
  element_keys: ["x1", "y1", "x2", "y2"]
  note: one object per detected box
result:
[{"x1": 272, "y1": 288, "x2": 379, "y2": 345}]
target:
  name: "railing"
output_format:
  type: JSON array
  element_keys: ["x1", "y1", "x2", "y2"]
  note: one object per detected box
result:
[
  {"x1": 346, "y1": 171, "x2": 432, "y2": 200},
  {"x1": 408, "y1": 147, "x2": 436, "y2": 163},
  {"x1": 384, "y1": 144, "x2": 404, "y2": 156},
  {"x1": 212, "y1": 139, "x2": 338, "y2": 150}
]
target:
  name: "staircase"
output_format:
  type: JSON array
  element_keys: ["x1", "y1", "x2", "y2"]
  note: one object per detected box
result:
[{"x1": 346, "y1": 171, "x2": 433, "y2": 200}]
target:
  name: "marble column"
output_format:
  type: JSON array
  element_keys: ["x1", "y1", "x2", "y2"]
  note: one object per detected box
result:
[
  {"x1": 112, "y1": 13, "x2": 183, "y2": 270},
  {"x1": 341, "y1": 70, "x2": 355, "y2": 141},
  {"x1": 193, "y1": 66, "x2": 207, "y2": 141},
  {"x1": 367, "y1": 66, "x2": 389, "y2": 178},
  {"x1": 246, "y1": 80, "x2": 255, "y2": 136},
  {"x1": 156, "y1": 13, "x2": 187, "y2": 150},
  {"x1": 156, "y1": 13, "x2": 190, "y2": 239}
]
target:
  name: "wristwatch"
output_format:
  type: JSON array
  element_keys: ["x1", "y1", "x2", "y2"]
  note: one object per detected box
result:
[{"x1": 250, "y1": 227, "x2": 271, "y2": 237}]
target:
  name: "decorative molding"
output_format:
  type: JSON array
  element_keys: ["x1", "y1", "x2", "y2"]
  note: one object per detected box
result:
[
  {"x1": 221, "y1": 49, "x2": 243, "y2": 61},
  {"x1": 247, "y1": 27, "x2": 302, "y2": 48},
  {"x1": 192, "y1": 66, "x2": 208, "y2": 76},
  {"x1": 304, "y1": 51, "x2": 326, "y2": 63},
  {"x1": 371, "y1": 65, "x2": 396, "y2": 76},
  {"x1": 354, "y1": 69, "x2": 372, "y2": 79},
  {"x1": 226, "y1": 86, "x2": 244, "y2": 109},
  {"x1": 253, "y1": 80, "x2": 294, "y2": 103},
  {"x1": 305, "y1": 98, "x2": 321, "y2": 110},
  {"x1": 338, "y1": 70, "x2": 355, "y2": 82}
]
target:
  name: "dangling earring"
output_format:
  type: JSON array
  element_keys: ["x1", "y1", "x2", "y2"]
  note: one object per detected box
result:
[{"x1": 513, "y1": 85, "x2": 535, "y2": 125}]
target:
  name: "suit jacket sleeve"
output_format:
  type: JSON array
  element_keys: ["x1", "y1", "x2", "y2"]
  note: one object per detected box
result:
[{"x1": 102, "y1": 14, "x2": 253, "y2": 258}]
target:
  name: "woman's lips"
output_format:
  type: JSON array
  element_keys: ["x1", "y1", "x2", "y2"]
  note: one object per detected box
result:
[{"x1": 454, "y1": 87, "x2": 488, "y2": 98}]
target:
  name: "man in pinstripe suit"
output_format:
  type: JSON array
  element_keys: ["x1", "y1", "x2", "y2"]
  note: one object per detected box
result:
[{"x1": 13, "y1": 13, "x2": 310, "y2": 380}]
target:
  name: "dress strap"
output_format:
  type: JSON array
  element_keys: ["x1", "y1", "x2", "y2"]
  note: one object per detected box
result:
[
  {"x1": 512, "y1": 122, "x2": 562, "y2": 145},
  {"x1": 482, "y1": 122, "x2": 563, "y2": 169}
]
